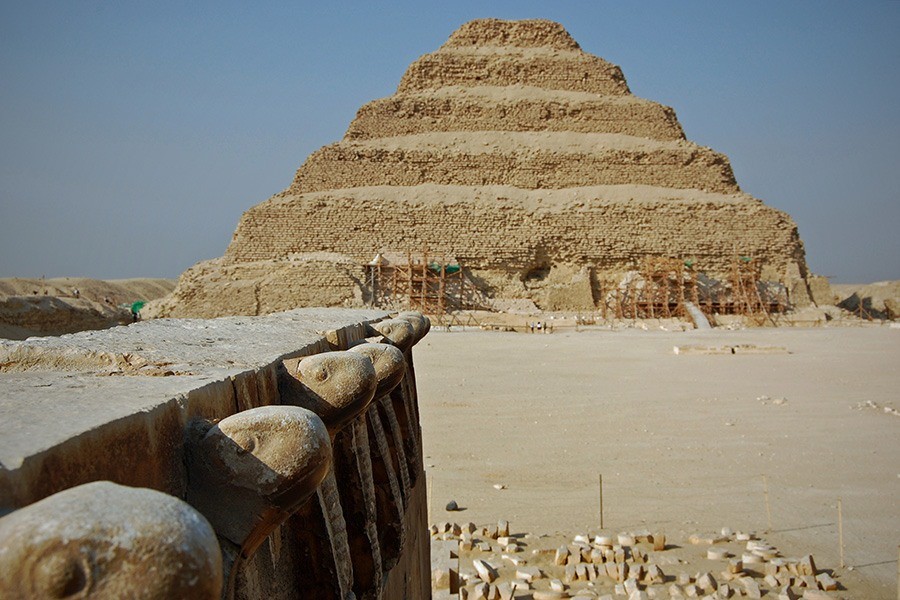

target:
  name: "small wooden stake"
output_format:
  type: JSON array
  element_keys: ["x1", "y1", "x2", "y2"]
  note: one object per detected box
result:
[
  {"x1": 599, "y1": 473, "x2": 604, "y2": 529},
  {"x1": 837, "y1": 498, "x2": 845, "y2": 568},
  {"x1": 762, "y1": 475, "x2": 773, "y2": 532}
]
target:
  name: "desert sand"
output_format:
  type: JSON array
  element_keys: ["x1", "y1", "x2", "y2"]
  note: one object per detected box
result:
[{"x1": 416, "y1": 325, "x2": 900, "y2": 598}]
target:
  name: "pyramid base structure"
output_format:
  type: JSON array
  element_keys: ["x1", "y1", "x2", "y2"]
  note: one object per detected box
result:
[{"x1": 154, "y1": 184, "x2": 811, "y2": 319}]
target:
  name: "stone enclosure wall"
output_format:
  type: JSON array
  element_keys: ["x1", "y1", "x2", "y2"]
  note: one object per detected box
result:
[{"x1": 0, "y1": 309, "x2": 432, "y2": 600}]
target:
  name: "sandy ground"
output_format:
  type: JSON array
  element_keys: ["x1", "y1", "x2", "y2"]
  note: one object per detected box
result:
[{"x1": 415, "y1": 325, "x2": 900, "y2": 598}]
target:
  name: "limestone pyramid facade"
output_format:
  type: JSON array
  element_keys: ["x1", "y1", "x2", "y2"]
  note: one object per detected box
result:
[{"x1": 158, "y1": 19, "x2": 810, "y2": 318}]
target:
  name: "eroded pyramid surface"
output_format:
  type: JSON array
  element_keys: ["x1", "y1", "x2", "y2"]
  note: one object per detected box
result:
[{"x1": 159, "y1": 18, "x2": 809, "y2": 317}]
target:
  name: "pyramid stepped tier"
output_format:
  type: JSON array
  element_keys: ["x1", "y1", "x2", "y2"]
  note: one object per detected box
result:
[
  {"x1": 440, "y1": 18, "x2": 583, "y2": 51},
  {"x1": 158, "y1": 19, "x2": 811, "y2": 317},
  {"x1": 345, "y1": 87, "x2": 685, "y2": 141},
  {"x1": 290, "y1": 132, "x2": 738, "y2": 195},
  {"x1": 225, "y1": 185, "x2": 800, "y2": 276},
  {"x1": 397, "y1": 48, "x2": 629, "y2": 95}
]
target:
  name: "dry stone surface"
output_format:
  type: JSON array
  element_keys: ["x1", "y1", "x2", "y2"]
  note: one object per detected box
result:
[{"x1": 158, "y1": 18, "x2": 810, "y2": 318}]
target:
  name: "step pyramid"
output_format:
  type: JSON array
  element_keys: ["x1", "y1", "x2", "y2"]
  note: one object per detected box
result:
[{"x1": 159, "y1": 19, "x2": 810, "y2": 317}]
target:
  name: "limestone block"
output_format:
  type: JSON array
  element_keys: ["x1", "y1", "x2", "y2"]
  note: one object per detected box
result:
[
  {"x1": 0, "y1": 481, "x2": 222, "y2": 600},
  {"x1": 279, "y1": 350, "x2": 377, "y2": 433},
  {"x1": 797, "y1": 554, "x2": 817, "y2": 576},
  {"x1": 555, "y1": 544, "x2": 571, "y2": 565},
  {"x1": 473, "y1": 559, "x2": 499, "y2": 583},
  {"x1": 696, "y1": 572, "x2": 717, "y2": 593},
  {"x1": 740, "y1": 577, "x2": 761, "y2": 599},
  {"x1": 516, "y1": 566, "x2": 543, "y2": 582},
  {"x1": 814, "y1": 572, "x2": 837, "y2": 591}
]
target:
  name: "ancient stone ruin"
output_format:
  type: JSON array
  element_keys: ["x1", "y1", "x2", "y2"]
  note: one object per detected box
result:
[
  {"x1": 0, "y1": 309, "x2": 431, "y2": 599},
  {"x1": 157, "y1": 18, "x2": 811, "y2": 318}
]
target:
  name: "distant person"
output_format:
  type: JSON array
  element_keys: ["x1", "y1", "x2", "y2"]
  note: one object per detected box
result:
[{"x1": 72, "y1": 288, "x2": 79, "y2": 298}]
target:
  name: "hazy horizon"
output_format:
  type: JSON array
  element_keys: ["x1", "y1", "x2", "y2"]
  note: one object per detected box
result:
[{"x1": 1, "y1": 2, "x2": 898, "y2": 284}]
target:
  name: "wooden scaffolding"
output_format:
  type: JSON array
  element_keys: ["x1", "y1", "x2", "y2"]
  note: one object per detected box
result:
[
  {"x1": 365, "y1": 252, "x2": 484, "y2": 318},
  {"x1": 606, "y1": 256, "x2": 787, "y2": 321}
]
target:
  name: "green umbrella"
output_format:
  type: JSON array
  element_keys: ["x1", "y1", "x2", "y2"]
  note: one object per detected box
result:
[{"x1": 131, "y1": 300, "x2": 146, "y2": 313}]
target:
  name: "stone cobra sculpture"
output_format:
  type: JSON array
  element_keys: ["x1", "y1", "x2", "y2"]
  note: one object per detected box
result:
[
  {"x1": 366, "y1": 318, "x2": 415, "y2": 354},
  {"x1": 278, "y1": 350, "x2": 379, "y2": 600},
  {"x1": 0, "y1": 481, "x2": 223, "y2": 600},
  {"x1": 279, "y1": 351, "x2": 378, "y2": 434},
  {"x1": 347, "y1": 342, "x2": 407, "y2": 398},
  {"x1": 185, "y1": 405, "x2": 332, "y2": 596},
  {"x1": 397, "y1": 311, "x2": 431, "y2": 342},
  {"x1": 348, "y1": 342, "x2": 409, "y2": 570}
]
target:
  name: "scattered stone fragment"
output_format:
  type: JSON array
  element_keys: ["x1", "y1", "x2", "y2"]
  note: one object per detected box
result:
[
  {"x1": 707, "y1": 547, "x2": 728, "y2": 560},
  {"x1": 533, "y1": 591, "x2": 569, "y2": 600},
  {"x1": 493, "y1": 483, "x2": 507, "y2": 490},
  {"x1": 498, "y1": 519, "x2": 510, "y2": 537},
  {"x1": 645, "y1": 564, "x2": 665, "y2": 584},
  {"x1": 683, "y1": 584, "x2": 699, "y2": 598},
  {"x1": 446, "y1": 500, "x2": 459, "y2": 511},
  {"x1": 594, "y1": 535, "x2": 614, "y2": 547},
  {"x1": 497, "y1": 581, "x2": 518, "y2": 600},
  {"x1": 815, "y1": 572, "x2": 837, "y2": 591},
  {"x1": 550, "y1": 578, "x2": 566, "y2": 592},
  {"x1": 477, "y1": 542, "x2": 492, "y2": 552},
  {"x1": 618, "y1": 533, "x2": 636, "y2": 546},
  {"x1": 564, "y1": 563, "x2": 577, "y2": 583},
  {"x1": 677, "y1": 573, "x2": 692, "y2": 586},
  {"x1": 776, "y1": 587, "x2": 799, "y2": 600},
  {"x1": 502, "y1": 554, "x2": 524, "y2": 566},
  {"x1": 471, "y1": 582, "x2": 490, "y2": 600},
  {"x1": 798, "y1": 554, "x2": 817, "y2": 576},
  {"x1": 473, "y1": 559, "x2": 498, "y2": 583},
  {"x1": 624, "y1": 577, "x2": 640, "y2": 595},
  {"x1": 716, "y1": 582, "x2": 732, "y2": 598},
  {"x1": 696, "y1": 572, "x2": 717, "y2": 593},
  {"x1": 652, "y1": 533, "x2": 666, "y2": 551},
  {"x1": 727, "y1": 559, "x2": 742, "y2": 574},
  {"x1": 486, "y1": 525, "x2": 499, "y2": 539},
  {"x1": 742, "y1": 552, "x2": 763, "y2": 564},
  {"x1": 555, "y1": 545, "x2": 571, "y2": 566},
  {"x1": 516, "y1": 566, "x2": 542, "y2": 582},
  {"x1": 629, "y1": 591, "x2": 649, "y2": 600},
  {"x1": 739, "y1": 577, "x2": 761, "y2": 599},
  {"x1": 799, "y1": 590, "x2": 830, "y2": 600}
]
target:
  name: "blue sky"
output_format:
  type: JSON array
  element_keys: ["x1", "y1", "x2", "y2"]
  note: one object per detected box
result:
[{"x1": 1, "y1": 1, "x2": 898, "y2": 283}]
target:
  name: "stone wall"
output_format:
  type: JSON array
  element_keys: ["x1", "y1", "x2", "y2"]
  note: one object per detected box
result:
[{"x1": 0, "y1": 309, "x2": 432, "y2": 600}]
